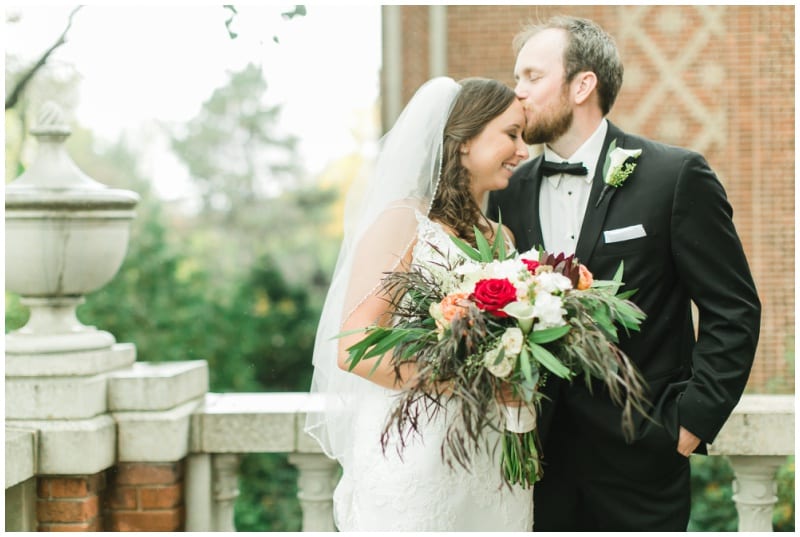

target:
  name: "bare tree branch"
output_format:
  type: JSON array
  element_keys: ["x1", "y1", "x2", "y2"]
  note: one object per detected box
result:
[{"x1": 5, "y1": 5, "x2": 83, "y2": 110}]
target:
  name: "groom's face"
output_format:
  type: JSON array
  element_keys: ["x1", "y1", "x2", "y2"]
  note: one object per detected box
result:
[{"x1": 513, "y1": 29, "x2": 574, "y2": 145}]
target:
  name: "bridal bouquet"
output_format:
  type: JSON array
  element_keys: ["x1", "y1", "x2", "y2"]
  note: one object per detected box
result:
[{"x1": 340, "y1": 227, "x2": 649, "y2": 488}]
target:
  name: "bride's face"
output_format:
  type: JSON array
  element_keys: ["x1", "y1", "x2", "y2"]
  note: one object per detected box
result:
[{"x1": 461, "y1": 100, "x2": 529, "y2": 203}]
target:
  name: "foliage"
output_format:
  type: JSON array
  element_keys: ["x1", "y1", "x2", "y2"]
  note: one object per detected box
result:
[
  {"x1": 688, "y1": 455, "x2": 794, "y2": 532},
  {"x1": 170, "y1": 63, "x2": 300, "y2": 225}
]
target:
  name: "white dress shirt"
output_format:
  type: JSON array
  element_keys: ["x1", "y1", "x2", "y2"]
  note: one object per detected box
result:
[{"x1": 539, "y1": 120, "x2": 608, "y2": 256}]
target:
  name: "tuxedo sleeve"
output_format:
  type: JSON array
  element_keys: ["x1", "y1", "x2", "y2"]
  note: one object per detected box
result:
[{"x1": 671, "y1": 152, "x2": 761, "y2": 443}]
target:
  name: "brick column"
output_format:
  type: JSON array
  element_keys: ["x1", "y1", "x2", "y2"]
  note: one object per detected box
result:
[
  {"x1": 37, "y1": 473, "x2": 106, "y2": 531},
  {"x1": 105, "y1": 461, "x2": 185, "y2": 531}
]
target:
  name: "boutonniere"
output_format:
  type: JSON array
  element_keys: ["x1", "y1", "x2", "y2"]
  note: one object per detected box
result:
[{"x1": 595, "y1": 139, "x2": 642, "y2": 207}]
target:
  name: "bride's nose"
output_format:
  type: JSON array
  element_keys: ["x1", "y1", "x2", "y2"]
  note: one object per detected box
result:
[{"x1": 515, "y1": 138, "x2": 529, "y2": 160}]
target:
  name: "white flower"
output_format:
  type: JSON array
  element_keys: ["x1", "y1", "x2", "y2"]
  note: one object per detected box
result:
[
  {"x1": 532, "y1": 292, "x2": 567, "y2": 330},
  {"x1": 533, "y1": 272, "x2": 573, "y2": 295},
  {"x1": 454, "y1": 258, "x2": 530, "y2": 298},
  {"x1": 603, "y1": 142, "x2": 642, "y2": 188},
  {"x1": 501, "y1": 327, "x2": 524, "y2": 356},
  {"x1": 483, "y1": 346, "x2": 514, "y2": 378},
  {"x1": 502, "y1": 301, "x2": 535, "y2": 334}
]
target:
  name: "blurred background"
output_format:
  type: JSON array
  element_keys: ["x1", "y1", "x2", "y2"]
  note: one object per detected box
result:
[{"x1": 5, "y1": 4, "x2": 793, "y2": 531}]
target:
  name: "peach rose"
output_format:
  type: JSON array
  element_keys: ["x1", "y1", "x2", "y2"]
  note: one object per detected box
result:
[
  {"x1": 577, "y1": 264, "x2": 594, "y2": 290},
  {"x1": 439, "y1": 292, "x2": 471, "y2": 322}
]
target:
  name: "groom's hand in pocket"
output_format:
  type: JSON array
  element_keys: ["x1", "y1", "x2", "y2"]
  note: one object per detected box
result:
[{"x1": 677, "y1": 426, "x2": 701, "y2": 457}]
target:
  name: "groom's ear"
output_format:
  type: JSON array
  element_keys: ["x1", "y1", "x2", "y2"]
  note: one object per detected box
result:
[{"x1": 572, "y1": 71, "x2": 598, "y2": 106}]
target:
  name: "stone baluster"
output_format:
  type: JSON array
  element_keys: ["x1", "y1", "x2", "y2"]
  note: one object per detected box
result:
[
  {"x1": 287, "y1": 453, "x2": 340, "y2": 532},
  {"x1": 728, "y1": 455, "x2": 785, "y2": 532},
  {"x1": 212, "y1": 454, "x2": 241, "y2": 531}
]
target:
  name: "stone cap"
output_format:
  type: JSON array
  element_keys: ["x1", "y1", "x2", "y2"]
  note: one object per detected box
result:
[
  {"x1": 5, "y1": 427, "x2": 37, "y2": 488},
  {"x1": 709, "y1": 394, "x2": 794, "y2": 456},
  {"x1": 108, "y1": 361, "x2": 209, "y2": 412}
]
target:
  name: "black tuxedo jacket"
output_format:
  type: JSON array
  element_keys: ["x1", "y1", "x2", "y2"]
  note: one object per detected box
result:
[{"x1": 488, "y1": 121, "x2": 761, "y2": 481}]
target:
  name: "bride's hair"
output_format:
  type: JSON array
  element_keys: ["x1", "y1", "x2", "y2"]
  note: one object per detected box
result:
[{"x1": 430, "y1": 77, "x2": 517, "y2": 247}]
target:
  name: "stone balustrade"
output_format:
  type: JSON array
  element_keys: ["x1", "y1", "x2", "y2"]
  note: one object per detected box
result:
[{"x1": 5, "y1": 390, "x2": 794, "y2": 532}]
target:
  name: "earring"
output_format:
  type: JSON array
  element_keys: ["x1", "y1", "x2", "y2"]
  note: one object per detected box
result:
[{"x1": 460, "y1": 149, "x2": 469, "y2": 155}]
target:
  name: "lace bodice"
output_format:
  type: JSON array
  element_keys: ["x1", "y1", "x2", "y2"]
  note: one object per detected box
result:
[{"x1": 412, "y1": 209, "x2": 515, "y2": 265}]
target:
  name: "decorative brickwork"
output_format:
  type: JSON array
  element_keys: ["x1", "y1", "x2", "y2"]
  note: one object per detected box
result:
[
  {"x1": 391, "y1": 5, "x2": 794, "y2": 392},
  {"x1": 104, "y1": 461, "x2": 186, "y2": 532}
]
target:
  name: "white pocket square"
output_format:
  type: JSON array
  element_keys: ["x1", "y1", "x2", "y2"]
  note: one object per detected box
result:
[{"x1": 603, "y1": 224, "x2": 647, "y2": 244}]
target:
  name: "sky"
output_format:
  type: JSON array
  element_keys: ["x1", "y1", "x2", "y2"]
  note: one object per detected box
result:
[{"x1": 5, "y1": 4, "x2": 382, "y2": 200}]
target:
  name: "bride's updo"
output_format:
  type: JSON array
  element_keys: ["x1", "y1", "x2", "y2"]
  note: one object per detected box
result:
[{"x1": 430, "y1": 78, "x2": 517, "y2": 247}]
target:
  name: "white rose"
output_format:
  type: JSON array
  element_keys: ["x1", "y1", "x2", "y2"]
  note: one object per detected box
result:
[
  {"x1": 483, "y1": 347, "x2": 514, "y2": 378},
  {"x1": 532, "y1": 292, "x2": 567, "y2": 330},
  {"x1": 534, "y1": 272, "x2": 573, "y2": 294},
  {"x1": 501, "y1": 327, "x2": 524, "y2": 356}
]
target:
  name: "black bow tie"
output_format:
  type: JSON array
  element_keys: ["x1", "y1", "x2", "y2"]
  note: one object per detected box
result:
[{"x1": 540, "y1": 160, "x2": 588, "y2": 177}]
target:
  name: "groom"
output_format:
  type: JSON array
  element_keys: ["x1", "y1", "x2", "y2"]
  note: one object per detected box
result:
[{"x1": 488, "y1": 16, "x2": 761, "y2": 531}]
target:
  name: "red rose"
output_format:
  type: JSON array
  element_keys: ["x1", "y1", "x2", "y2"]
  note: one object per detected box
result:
[
  {"x1": 472, "y1": 278, "x2": 517, "y2": 317},
  {"x1": 521, "y1": 259, "x2": 540, "y2": 274}
]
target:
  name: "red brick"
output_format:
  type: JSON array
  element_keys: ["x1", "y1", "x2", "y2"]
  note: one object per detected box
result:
[
  {"x1": 37, "y1": 478, "x2": 51, "y2": 498},
  {"x1": 139, "y1": 483, "x2": 183, "y2": 509},
  {"x1": 48, "y1": 477, "x2": 90, "y2": 498},
  {"x1": 107, "y1": 508, "x2": 184, "y2": 532},
  {"x1": 39, "y1": 473, "x2": 106, "y2": 499},
  {"x1": 107, "y1": 485, "x2": 138, "y2": 510},
  {"x1": 37, "y1": 496, "x2": 99, "y2": 523},
  {"x1": 114, "y1": 462, "x2": 182, "y2": 486}
]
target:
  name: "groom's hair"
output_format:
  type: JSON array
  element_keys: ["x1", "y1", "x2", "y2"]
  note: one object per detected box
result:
[{"x1": 513, "y1": 15, "x2": 623, "y2": 115}]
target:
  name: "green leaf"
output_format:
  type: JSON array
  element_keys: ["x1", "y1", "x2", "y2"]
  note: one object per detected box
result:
[
  {"x1": 528, "y1": 324, "x2": 570, "y2": 344},
  {"x1": 474, "y1": 225, "x2": 493, "y2": 261},
  {"x1": 529, "y1": 342, "x2": 571, "y2": 378},
  {"x1": 449, "y1": 235, "x2": 483, "y2": 261},
  {"x1": 492, "y1": 213, "x2": 507, "y2": 260},
  {"x1": 519, "y1": 346, "x2": 534, "y2": 385}
]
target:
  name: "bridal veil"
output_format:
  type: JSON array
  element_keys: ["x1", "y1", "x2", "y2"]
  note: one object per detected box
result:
[{"x1": 304, "y1": 77, "x2": 462, "y2": 467}]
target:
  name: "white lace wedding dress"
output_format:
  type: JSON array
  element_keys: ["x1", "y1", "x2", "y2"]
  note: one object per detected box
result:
[{"x1": 333, "y1": 213, "x2": 534, "y2": 532}]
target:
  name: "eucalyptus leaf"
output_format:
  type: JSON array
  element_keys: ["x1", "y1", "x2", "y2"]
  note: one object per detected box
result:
[
  {"x1": 530, "y1": 342, "x2": 571, "y2": 378},
  {"x1": 529, "y1": 324, "x2": 570, "y2": 344}
]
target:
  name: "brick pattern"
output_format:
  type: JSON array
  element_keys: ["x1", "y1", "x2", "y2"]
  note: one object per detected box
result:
[
  {"x1": 395, "y1": 5, "x2": 794, "y2": 393},
  {"x1": 104, "y1": 461, "x2": 186, "y2": 532},
  {"x1": 36, "y1": 473, "x2": 105, "y2": 532}
]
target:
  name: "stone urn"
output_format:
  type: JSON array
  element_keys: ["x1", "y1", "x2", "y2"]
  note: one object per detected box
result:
[{"x1": 5, "y1": 101, "x2": 140, "y2": 354}]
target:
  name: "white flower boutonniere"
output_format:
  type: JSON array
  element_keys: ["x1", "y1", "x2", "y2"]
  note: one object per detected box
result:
[{"x1": 596, "y1": 139, "x2": 642, "y2": 207}]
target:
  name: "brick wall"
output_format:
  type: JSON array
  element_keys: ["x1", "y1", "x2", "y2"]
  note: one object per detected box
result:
[
  {"x1": 37, "y1": 474, "x2": 105, "y2": 531},
  {"x1": 392, "y1": 5, "x2": 794, "y2": 392},
  {"x1": 35, "y1": 461, "x2": 186, "y2": 532},
  {"x1": 105, "y1": 461, "x2": 185, "y2": 531}
]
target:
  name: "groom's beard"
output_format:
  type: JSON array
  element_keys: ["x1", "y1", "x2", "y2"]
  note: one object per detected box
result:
[{"x1": 522, "y1": 88, "x2": 573, "y2": 146}]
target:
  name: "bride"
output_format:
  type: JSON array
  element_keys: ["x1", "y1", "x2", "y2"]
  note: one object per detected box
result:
[{"x1": 305, "y1": 76, "x2": 532, "y2": 531}]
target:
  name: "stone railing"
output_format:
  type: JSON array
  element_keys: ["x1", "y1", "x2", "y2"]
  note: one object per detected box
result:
[
  {"x1": 6, "y1": 392, "x2": 794, "y2": 531},
  {"x1": 184, "y1": 392, "x2": 793, "y2": 532}
]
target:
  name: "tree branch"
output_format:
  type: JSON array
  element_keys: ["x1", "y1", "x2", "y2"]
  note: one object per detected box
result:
[{"x1": 5, "y1": 5, "x2": 83, "y2": 110}]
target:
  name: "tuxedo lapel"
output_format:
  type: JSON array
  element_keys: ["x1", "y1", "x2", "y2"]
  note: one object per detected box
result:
[{"x1": 574, "y1": 123, "x2": 626, "y2": 265}]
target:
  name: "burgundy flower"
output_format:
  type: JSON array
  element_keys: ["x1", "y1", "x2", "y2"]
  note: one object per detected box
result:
[{"x1": 521, "y1": 259, "x2": 540, "y2": 274}]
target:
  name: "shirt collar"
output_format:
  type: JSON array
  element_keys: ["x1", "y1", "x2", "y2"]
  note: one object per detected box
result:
[{"x1": 542, "y1": 119, "x2": 608, "y2": 188}]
